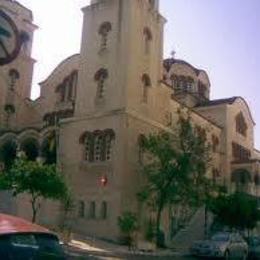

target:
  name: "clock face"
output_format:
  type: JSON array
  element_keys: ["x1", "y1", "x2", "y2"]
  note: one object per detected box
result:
[{"x1": 0, "y1": 9, "x2": 20, "y2": 66}]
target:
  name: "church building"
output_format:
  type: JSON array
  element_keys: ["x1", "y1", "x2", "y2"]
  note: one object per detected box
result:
[{"x1": 0, "y1": 0, "x2": 259, "y2": 243}]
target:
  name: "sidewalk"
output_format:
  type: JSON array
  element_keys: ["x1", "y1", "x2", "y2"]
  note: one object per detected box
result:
[{"x1": 64, "y1": 234, "x2": 187, "y2": 258}]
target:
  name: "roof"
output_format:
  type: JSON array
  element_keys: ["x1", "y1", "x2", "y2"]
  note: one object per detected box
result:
[
  {"x1": 39, "y1": 53, "x2": 80, "y2": 85},
  {"x1": 0, "y1": 214, "x2": 53, "y2": 236},
  {"x1": 198, "y1": 97, "x2": 237, "y2": 107},
  {"x1": 197, "y1": 96, "x2": 255, "y2": 125},
  {"x1": 163, "y1": 58, "x2": 201, "y2": 75}
]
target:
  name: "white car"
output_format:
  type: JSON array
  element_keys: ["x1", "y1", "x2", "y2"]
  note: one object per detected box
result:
[{"x1": 190, "y1": 232, "x2": 248, "y2": 259}]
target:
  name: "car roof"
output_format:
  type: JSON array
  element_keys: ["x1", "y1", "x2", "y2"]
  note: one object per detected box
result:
[{"x1": 0, "y1": 214, "x2": 54, "y2": 236}]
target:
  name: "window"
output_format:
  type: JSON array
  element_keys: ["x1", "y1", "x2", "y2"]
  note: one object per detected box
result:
[
  {"x1": 104, "y1": 134, "x2": 112, "y2": 161},
  {"x1": 171, "y1": 74, "x2": 194, "y2": 93},
  {"x1": 89, "y1": 201, "x2": 96, "y2": 219},
  {"x1": 94, "y1": 68, "x2": 108, "y2": 99},
  {"x1": 236, "y1": 112, "x2": 247, "y2": 137},
  {"x1": 68, "y1": 71, "x2": 78, "y2": 100},
  {"x1": 232, "y1": 142, "x2": 251, "y2": 162},
  {"x1": 143, "y1": 27, "x2": 152, "y2": 55},
  {"x1": 142, "y1": 74, "x2": 151, "y2": 103},
  {"x1": 8, "y1": 69, "x2": 20, "y2": 89},
  {"x1": 55, "y1": 71, "x2": 78, "y2": 103},
  {"x1": 20, "y1": 31, "x2": 30, "y2": 55},
  {"x1": 84, "y1": 132, "x2": 94, "y2": 162},
  {"x1": 80, "y1": 129, "x2": 115, "y2": 162},
  {"x1": 198, "y1": 81, "x2": 207, "y2": 98},
  {"x1": 138, "y1": 134, "x2": 145, "y2": 164},
  {"x1": 94, "y1": 134, "x2": 103, "y2": 161},
  {"x1": 100, "y1": 201, "x2": 108, "y2": 219},
  {"x1": 78, "y1": 201, "x2": 85, "y2": 218},
  {"x1": 212, "y1": 135, "x2": 219, "y2": 152},
  {"x1": 98, "y1": 22, "x2": 112, "y2": 50}
]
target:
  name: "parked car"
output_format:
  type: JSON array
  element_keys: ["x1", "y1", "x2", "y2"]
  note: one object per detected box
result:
[
  {"x1": 247, "y1": 236, "x2": 260, "y2": 259},
  {"x1": 0, "y1": 213, "x2": 66, "y2": 259},
  {"x1": 190, "y1": 232, "x2": 248, "y2": 259}
]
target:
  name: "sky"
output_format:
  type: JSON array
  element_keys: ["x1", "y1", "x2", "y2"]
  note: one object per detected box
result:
[{"x1": 17, "y1": 0, "x2": 260, "y2": 149}]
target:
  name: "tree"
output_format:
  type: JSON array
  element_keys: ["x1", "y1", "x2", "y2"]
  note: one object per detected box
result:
[
  {"x1": 118, "y1": 211, "x2": 138, "y2": 247},
  {"x1": 138, "y1": 112, "x2": 213, "y2": 246},
  {"x1": 0, "y1": 158, "x2": 68, "y2": 223},
  {"x1": 209, "y1": 192, "x2": 260, "y2": 235}
]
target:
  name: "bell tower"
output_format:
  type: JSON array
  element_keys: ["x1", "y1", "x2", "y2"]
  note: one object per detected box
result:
[
  {"x1": 0, "y1": 0, "x2": 37, "y2": 129},
  {"x1": 75, "y1": 0, "x2": 165, "y2": 116}
]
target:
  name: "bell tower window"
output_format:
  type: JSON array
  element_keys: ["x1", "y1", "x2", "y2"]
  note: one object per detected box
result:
[
  {"x1": 98, "y1": 22, "x2": 112, "y2": 51},
  {"x1": 143, "y1": 27, "x2": 153, "y2": 55},
  {"x1": 94, "y1": 68, "x2": 108, "y2": 99},
  {"x1": 8, "y1": 69, "x2": 20, "y2": 89},
  {"x1": 142, "y1": 74, "x2": 151, "y2": 103}
]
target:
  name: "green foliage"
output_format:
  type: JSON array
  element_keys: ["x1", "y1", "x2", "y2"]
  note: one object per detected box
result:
[
  {"x1": 0, "y1": 158, "x2": 68, "y2": 222},
  {"x1": 209, "y1": 192, "x2": 260, "y2": 231},
  {"x1": 138, "y1": 112, "x2": 213, "y2": 245},
  {"x1": 118, "y1": 211, "x2": 138, "y2": 237}
]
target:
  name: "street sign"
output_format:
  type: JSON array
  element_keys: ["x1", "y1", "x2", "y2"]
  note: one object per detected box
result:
[{"x1": 0, "y1": 9, "x2": 21, "y2": 66}]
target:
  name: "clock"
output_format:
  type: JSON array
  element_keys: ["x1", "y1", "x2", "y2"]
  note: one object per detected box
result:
[{"x1": 0, "y1": 9, "x2": 21, "y2": 66}]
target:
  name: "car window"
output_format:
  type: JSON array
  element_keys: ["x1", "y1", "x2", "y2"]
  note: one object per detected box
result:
[
  {"x1": 35, "y1": 234, "x2": 64, "y2": 255},
  {"x1": 211, "y1": 233, "x2": 230, "y2": 242},
  {"x1": 11, "y1": 234, "x2": 38, "y2": 248},
  {"x1": 0, "y1": 234, "x2": 65, "y2": 260}
]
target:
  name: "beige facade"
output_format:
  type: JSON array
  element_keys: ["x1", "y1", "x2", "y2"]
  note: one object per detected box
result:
[{"x1": 0, "y1": 0, "x2": 259, "y2": 242}]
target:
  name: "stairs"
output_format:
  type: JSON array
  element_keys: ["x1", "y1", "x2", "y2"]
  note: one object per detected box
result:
[{"x1": 171, "y1": 206, "x2": 213, "y2": 252}]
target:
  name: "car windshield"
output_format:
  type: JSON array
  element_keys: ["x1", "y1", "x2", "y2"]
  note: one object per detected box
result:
[
  {"x1": 0, "y1": 233, "x2": 65, "y2": 260},
  {"x1": 211, "y1": 233, "x2": 230, "y2": 242}
]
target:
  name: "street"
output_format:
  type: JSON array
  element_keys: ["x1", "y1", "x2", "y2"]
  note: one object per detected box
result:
[{"x1": 66, "y1": 249, "x2": 196, "y2": 259}]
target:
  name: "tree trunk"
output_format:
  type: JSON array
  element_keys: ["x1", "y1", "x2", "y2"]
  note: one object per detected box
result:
[
  {"x1": 31, "y1": 196, "x2": 40, "y2": 223},
  {"x1": 204, "y1": 205, "x2": 208, "y2": 238},
  {"x1": 156, "y1": 202, "x2": 164, "y2": 247}
]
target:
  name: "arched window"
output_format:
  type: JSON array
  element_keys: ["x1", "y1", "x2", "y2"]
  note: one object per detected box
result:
[
  {"x1": 100, "y1": 201, "x2": 108, "y2": 219},
  {"x1": 143, "y1": 27, "x2": 152, "y2": 55},
  {"x1": 142, "y1": 74, "x2": 151, "y2": 103},
  {"x1": 93, "y1": 132, "x2": 103, "y2": 162},
  {"x1": 8, "y1": 69, "x2": 20, "y2": 89},
  {"x1": 68, "y1": 71, "x2": 78, "y2": 100},
  {"x1": 138, "y1": 134, "x2": 145, "y2": 163},
  {"x1": 94, "y1": 68, "x2": 108, "y2": 99},
  {"x1": 55, "y1": 71, "x2": 78, "y2": 103},
  {"x1": 78, "y1": 201, "x2": 85, "y2": 218},
  {"x1": 98, "y1": 22, "x2": 112, "y2": 50},
  {"x1": 212, "y1": 135, "x2": 220, "y2": 153},
  {"x1": 236, "y1": 112, "x2": 247, "y2": 137},
  {"x1": 198, "y1": 81, "x2": 207, "y2": 98},
  {"x1": 89, "y1": 201, "x2": 96, "y2": 219},
  {"x1": 0, "y1": 139, "x2": 17, "y2": 170},
  {"x1": 103, "y1": 129, "x2": 115, "y2": 161},
  {"x1": 20, "y1": 31, "x2": 30, "y2": 55},
  {"x1": 20, "y1": 138, "x2": 39, "y2": 161},
  {"x1": 80, "y1": 129, "x2": 115, "y2": 162}
]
